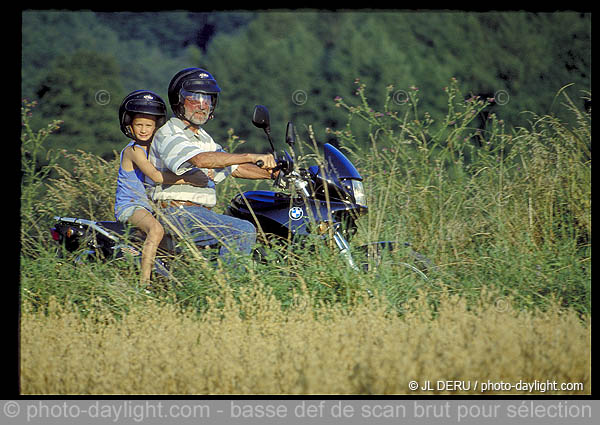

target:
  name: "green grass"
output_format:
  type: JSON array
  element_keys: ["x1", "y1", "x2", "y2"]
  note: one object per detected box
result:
[{"x1": 20, "y1": 79, "x2": 591, "y2": 318}]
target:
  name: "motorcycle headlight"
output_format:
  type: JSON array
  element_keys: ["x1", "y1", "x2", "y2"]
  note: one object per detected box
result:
[{"x1": 351, "y1": 179, "x2": 367, "y2": 207}]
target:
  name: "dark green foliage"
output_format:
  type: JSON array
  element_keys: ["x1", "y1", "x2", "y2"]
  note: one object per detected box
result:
[
  {"x1": 22, "y1": 10, "x2": 590, "y2": 159},
  {"x1": 30, "y1": 50, "x2": 125, "y2": 158}
]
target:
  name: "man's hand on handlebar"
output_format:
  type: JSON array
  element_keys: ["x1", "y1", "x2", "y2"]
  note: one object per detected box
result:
[{"x1": 251, "y1": 153, "x2": 277, "y2": 170}]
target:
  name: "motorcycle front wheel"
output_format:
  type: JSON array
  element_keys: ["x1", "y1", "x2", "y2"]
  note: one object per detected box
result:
[
  {"x1": 354, "y1": 241, "x2": 435, "y2": 311},
  {"x1": 356, "y1": 241, "x2": 432, "y2": 275}
]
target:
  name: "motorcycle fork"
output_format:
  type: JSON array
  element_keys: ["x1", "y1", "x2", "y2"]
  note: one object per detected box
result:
[{"x1": 332, "y1": 229, "x2": 358, "y2": 271}]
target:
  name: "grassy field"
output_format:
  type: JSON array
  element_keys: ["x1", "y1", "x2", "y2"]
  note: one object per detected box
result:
[
  {"x1": 20, "y1": 81, "x2": 591, "y2": 395},
  {"x1": 21, "y1": 287, "x2": 590, "y2": 395}
]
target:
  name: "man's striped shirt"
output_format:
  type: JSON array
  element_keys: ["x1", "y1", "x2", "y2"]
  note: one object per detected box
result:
[{"x1": 147, "y1": 117, "x2": 237, "y2": 207}]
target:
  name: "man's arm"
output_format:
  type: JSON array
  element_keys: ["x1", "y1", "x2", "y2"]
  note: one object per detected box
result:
[
  {"x1": 231, "y1": 163, "x2": 273, "y2": 180},
  {"x1": 187, "y1": 152, "x2": 276, "y2": 170}
]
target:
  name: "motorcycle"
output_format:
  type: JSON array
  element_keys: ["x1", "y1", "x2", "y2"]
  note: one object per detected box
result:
[{"x1": 50, "y1": 105, "x2": 431, "y2": 281}]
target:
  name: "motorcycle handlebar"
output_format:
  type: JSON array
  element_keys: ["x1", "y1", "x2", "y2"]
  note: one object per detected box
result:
[
  {"x1": 255, "y1": 158, "x2": 284, "y2": 170},
  {"x1": 255, "y1": 151, "x2": 293, "y2": 183}
]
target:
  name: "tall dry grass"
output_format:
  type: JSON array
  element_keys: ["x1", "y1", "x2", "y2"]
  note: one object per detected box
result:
[
  {"x1": 20, "y1": 82, "x2": 590, "y2": 396},
  {"x1": 20, "y1": 285, "x2": 590, "y2": 395}
]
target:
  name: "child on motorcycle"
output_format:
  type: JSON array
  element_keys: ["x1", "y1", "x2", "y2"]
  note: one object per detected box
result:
[{"x1": 115, "y1": 90, "x2": 209, "y2": 287}]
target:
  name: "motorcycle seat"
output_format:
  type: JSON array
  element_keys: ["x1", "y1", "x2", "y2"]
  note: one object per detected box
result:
[
  {"x1": 98, "y1": 221, "x2": 148, "y2": 243},
  {"x1": 97, "y1": 221, "x2": 129, "y2": 235}
]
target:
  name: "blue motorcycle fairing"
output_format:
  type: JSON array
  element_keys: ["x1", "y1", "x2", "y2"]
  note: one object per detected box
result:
[
  {"x1": 309, "y1": 143, "x2": 362, "y2": 184},
  {"x1": 229, "y1": 190, "x2": 356, "y2": 236}
]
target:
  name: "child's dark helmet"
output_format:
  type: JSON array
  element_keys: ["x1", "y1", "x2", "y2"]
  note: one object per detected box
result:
[{"x1": 119, "y1": 90, "x2": 167, "y2": 139}]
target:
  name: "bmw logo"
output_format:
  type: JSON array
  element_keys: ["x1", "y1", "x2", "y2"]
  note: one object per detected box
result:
[{"x1": 289, "y1": 207, "x2": 304, "y2": 221}]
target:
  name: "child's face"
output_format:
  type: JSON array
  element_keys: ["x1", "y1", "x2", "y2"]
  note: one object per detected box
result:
[{"x1": 130, "y1": 115, "x2": 157, "y2": 141}]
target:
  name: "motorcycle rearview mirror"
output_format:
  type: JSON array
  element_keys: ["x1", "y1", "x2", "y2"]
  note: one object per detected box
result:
[
  {"x1": 252, "y1": 105, "x2": 276, "y2": 153},
  {"x1": 285, "y1": 122, "x2": 295, "y2": 147},
  {"x1": 252, "y1": 105, "x2": 270, "y2": 130},
  {"x1": 285, "y1": 121, "x2": 296, "y2": 167}
]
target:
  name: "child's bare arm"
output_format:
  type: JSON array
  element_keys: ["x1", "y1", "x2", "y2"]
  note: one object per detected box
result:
[
  {"x1": 127, "y1": 147, "x2": 209, "y2": 187},
  {"x1": 163, "y1": 169, "x2": 210, "y2": 187}
]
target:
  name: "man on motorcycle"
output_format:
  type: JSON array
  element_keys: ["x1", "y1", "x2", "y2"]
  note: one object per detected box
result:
[{"x1": 147, "y1": 67, "x2": 277, "y2": 260}]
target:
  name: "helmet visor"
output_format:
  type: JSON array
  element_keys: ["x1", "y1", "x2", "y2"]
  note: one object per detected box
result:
[
  {"x1": 180, "y1": 90, "x2": 214, "y2": 108},
  {"x1": 180, "y1": 90, "x2": 215, "y2": 125},
  {"x1": 125, "y1": 98, "x2": 166, "y2": 116}
]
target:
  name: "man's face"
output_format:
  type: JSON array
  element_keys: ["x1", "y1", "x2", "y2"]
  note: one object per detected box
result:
[{"x1": 182, "y1": 92, "x2": 213, "y2": 125}]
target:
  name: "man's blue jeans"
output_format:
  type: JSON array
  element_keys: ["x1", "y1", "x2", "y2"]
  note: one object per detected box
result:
[{"x1": 159, "y1": 205, "x2": 256, "y2": 261}]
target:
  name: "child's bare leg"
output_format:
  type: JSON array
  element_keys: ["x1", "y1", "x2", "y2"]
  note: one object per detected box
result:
[{"x1": 128, "y1": 209, "x2": 164, "y2": 285}]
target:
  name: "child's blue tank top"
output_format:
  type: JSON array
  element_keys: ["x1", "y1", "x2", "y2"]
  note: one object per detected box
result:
[{"x1": 114, "y1": 141, "x2": 153, "y2": 221}]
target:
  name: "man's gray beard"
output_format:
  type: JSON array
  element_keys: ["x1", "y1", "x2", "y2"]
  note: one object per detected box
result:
[{"x1": 186, "y1": 112, "x2": 209, "y2": 126}]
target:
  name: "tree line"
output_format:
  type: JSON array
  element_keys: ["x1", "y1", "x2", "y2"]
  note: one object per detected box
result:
[{"x1": 22, "y1": 11, "x2": 591, "y2": 159}]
